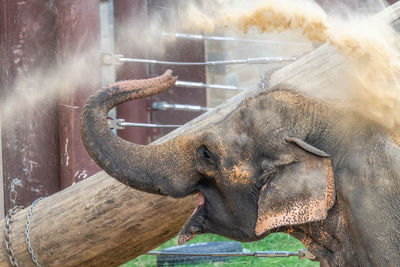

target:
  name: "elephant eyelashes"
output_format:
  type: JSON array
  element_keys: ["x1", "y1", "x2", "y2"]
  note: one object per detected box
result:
[
  {"x1": 200, "y1": 146, "x2": 212, "y2": 159},
  {"x1": 197, "y1": 145, "x2": 217, "y2": 165}
]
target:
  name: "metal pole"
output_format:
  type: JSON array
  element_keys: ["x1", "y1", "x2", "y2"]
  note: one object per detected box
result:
[
  {"x1": 161, "y1": 32, "x2": 310, "y2": 47},
  {"x1": 146, "y1": 250, "x2": 300, "y2": 257},
  {"x1": 152, "y1": 102, "x2": 212, "y2": 112},
  {"x1": 108, "y1": 119, "x2": 181, "y2": 129},
  {"x1": 102, "y1": 53, "x2": 296, "y2": 66},
  {"x1": 175, "y1": 80, "x2": 245, "y2": 91},
  {"x1": 145, "y1": 249, "x2": 316, "y2": 260},
  {"x1": 117, "y1": 55, "x2": 297, "y2": 66}
]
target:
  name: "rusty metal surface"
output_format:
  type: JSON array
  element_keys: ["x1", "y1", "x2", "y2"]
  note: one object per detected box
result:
[
  {"x1": 55, "y1": 0, "x2": 101, "y2": 189},
  {"x1": 114, "y1": 0, "x2": 151, "y2": 145},
  {"x1": 0, "y1": 0, "x2": 60, "y2": 211},
  {"x1": 148, "y1": 0, "x2": 206, "y2": 141}
]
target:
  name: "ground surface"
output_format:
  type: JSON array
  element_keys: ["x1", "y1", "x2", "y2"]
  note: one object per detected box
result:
[{"x1": 122, "y1": 233, "x2": 318, "y2": 267}]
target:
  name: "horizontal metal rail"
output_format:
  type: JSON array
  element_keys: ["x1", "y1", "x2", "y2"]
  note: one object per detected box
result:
[
  {"x1": 152, "y1": 101, "x2": 211, "y2": 112},
  {"x1": 161, "y1": 32, "x2": 310, "y2": 47},
  {"x1": 175, "y1": 80, "x2": 245, "y2": 91},
  {"x1": 146, "y1": 249, "x2": 316, "y2": 260},
  {"x1": 119, "y1": 56, "x2": 296, "y2": 66},
  {"x1": 102, "y1": 52, "x2": 296, "y2": 66},
  {"x1": 108, "y1": 119, "x2": 181, "y2": 130},
  {"x1": 146, "y1": 250, "x2": 298, "y2": 257},
  {"x1": 107, "y1": 101, "x2": 212, "y2": 130}
]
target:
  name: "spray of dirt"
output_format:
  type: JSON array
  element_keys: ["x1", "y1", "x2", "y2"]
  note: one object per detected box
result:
[
  {"x1": 232, "y1": 1, "x2": 400, "y2": 131},
  {"x1": 1, "y1": 48, "x2": 99, "y2": 123},
  {"x1": 182, "y1": 0, "x2": 400, "y2": 132}
]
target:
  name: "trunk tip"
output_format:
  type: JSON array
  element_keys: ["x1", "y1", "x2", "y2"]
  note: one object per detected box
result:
[{"x1": 163, "y1": 69, "x2": 178, "y2": 82}]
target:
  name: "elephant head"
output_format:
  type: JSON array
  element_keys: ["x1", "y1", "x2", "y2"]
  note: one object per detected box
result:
[{"x1": 81, "y1": 70, "x2": 336, "y2": 247}]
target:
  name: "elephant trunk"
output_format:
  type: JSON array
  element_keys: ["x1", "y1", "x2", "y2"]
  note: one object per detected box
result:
[{"x1": 80, "y1": 70, "x2": 192, "y2": 196}]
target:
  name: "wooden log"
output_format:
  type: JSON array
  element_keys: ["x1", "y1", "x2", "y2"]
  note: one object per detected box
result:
[
  {"x1": 0, "y1": 171, "x2": 197, "y2": 266},
  {"x1": 0, "y1": 2, "x2": 398, "y2": 267}
]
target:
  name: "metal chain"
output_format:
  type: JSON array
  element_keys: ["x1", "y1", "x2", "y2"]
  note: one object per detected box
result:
[
  {"x1": 4, "y1": 195, "x2": 45, "y2": 267},
  {"x1": 25, "y1": 197, "x2": 45, "y2": 267},
  {"x1": 4, "y1": 179, "x2": 24, "y2": 267},
  {"x1": 9, "y1": 183, "x2": 18, "y2": 207},
  {"x1": 4, "y1": 206, "x2": 24, "y2": 267}
]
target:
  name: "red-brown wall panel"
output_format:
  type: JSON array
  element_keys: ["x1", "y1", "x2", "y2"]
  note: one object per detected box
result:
[
  {"x1": 114, "y1": 0, "x2": 151, "y2": 145},
  {"x1": 0, "y1": 0, "x2": 60, "y2": 210},
  {"x1": 56, "y1": 0, "x2": 101, "y2": 189}
]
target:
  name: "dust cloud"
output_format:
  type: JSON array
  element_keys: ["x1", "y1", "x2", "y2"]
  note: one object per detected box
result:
[
  {"x1": 181, "y1": 0, "x2": 400, "y2": 132},
  {"x1": 1, "y1": 48, "x2": 99, "y2": 123},
  {"x1": 227, "y1": 0, "x2": 400, "y2": 131}
]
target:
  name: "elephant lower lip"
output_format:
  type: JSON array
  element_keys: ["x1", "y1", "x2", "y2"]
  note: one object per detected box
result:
[
  {"x1": 178, "y1": 192, "x2": 206, "y2": 245},
  {"x1": 188, "y1": 191, "x2": 205, "y2": 217},
  {"x1": 197, "y1": 191, "x2": 205, "y2": 205}
]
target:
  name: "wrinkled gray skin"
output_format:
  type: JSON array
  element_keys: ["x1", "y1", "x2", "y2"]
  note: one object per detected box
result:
[{"x1": 81, "y1": 71, "x2": 400, "y2": 267}]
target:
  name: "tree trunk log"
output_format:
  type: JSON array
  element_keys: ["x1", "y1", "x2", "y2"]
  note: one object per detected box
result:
[
  {"x1": 0, "y1": 2, "x2": 398, "y2": 267},
  {"x1": 0, "y1": 171, "x2": 197, "y2": 266}
]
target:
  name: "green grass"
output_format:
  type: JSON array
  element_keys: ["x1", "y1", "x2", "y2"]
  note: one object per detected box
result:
[{"x1": 121, "y1": 233, "x2": 318, "y2": 267}]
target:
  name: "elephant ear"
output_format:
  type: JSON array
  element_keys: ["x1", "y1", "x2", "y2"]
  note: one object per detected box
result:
[{"x1": 255, "y1": 137, "x2": 335, "y2": 236}]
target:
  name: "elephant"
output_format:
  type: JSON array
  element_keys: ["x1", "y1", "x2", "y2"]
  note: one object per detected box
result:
[{"x1": 81, "y1": 70, "x2": 400, "y2": 266}]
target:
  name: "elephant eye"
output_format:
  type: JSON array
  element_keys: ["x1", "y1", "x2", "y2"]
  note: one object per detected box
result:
[
  {"x1": 196, "y1": 145, "x2": 218, "y2": 175},
  {"x1": 199, "y1": 145, "x2": 212, "y2": 159}
]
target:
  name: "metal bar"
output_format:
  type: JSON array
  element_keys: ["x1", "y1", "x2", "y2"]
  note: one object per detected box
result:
[
  {"x1": 161, "y1": 32, "x2": 310, "y2": 47},
  {"x1": 145, "y1": 249, "x2": 316, "y2": 260},
  {"x1": 120, "y1": 122, "x2": 181, "y2": 128},
  {"x1": 108, "y1": 119, "x2": 181, "y2": 129},
  {"x1": 118, "y1": 56, "x2": 296, "y2": 66},
  {"x1": 145, "y1": 250, "x2": 301, "y2": 258},
  {"x1": 175, "y1": 80, "x2": 245, "y2": 91},
  {"x1": 152, "y1": 101, "x2": 212, "y2": 112},
  {"x1": 102, "y1": 53, "x2": 296, "y2": 66}
]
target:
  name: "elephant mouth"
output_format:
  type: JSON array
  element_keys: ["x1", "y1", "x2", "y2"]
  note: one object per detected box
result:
[{"x1": 178, "y1": 192, "x2": 206, "y2": 245}]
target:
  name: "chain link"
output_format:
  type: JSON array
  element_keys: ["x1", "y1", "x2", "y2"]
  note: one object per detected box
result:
[
  {"x1": 9, "y1": 179, "x2": 21, "y2": 209},
  {"x1": 25, "y1": 197, "x2": 45, "y2": 267},
  {"x1": 4, "y1": 206, "x2": 24, "y2": 267}
]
